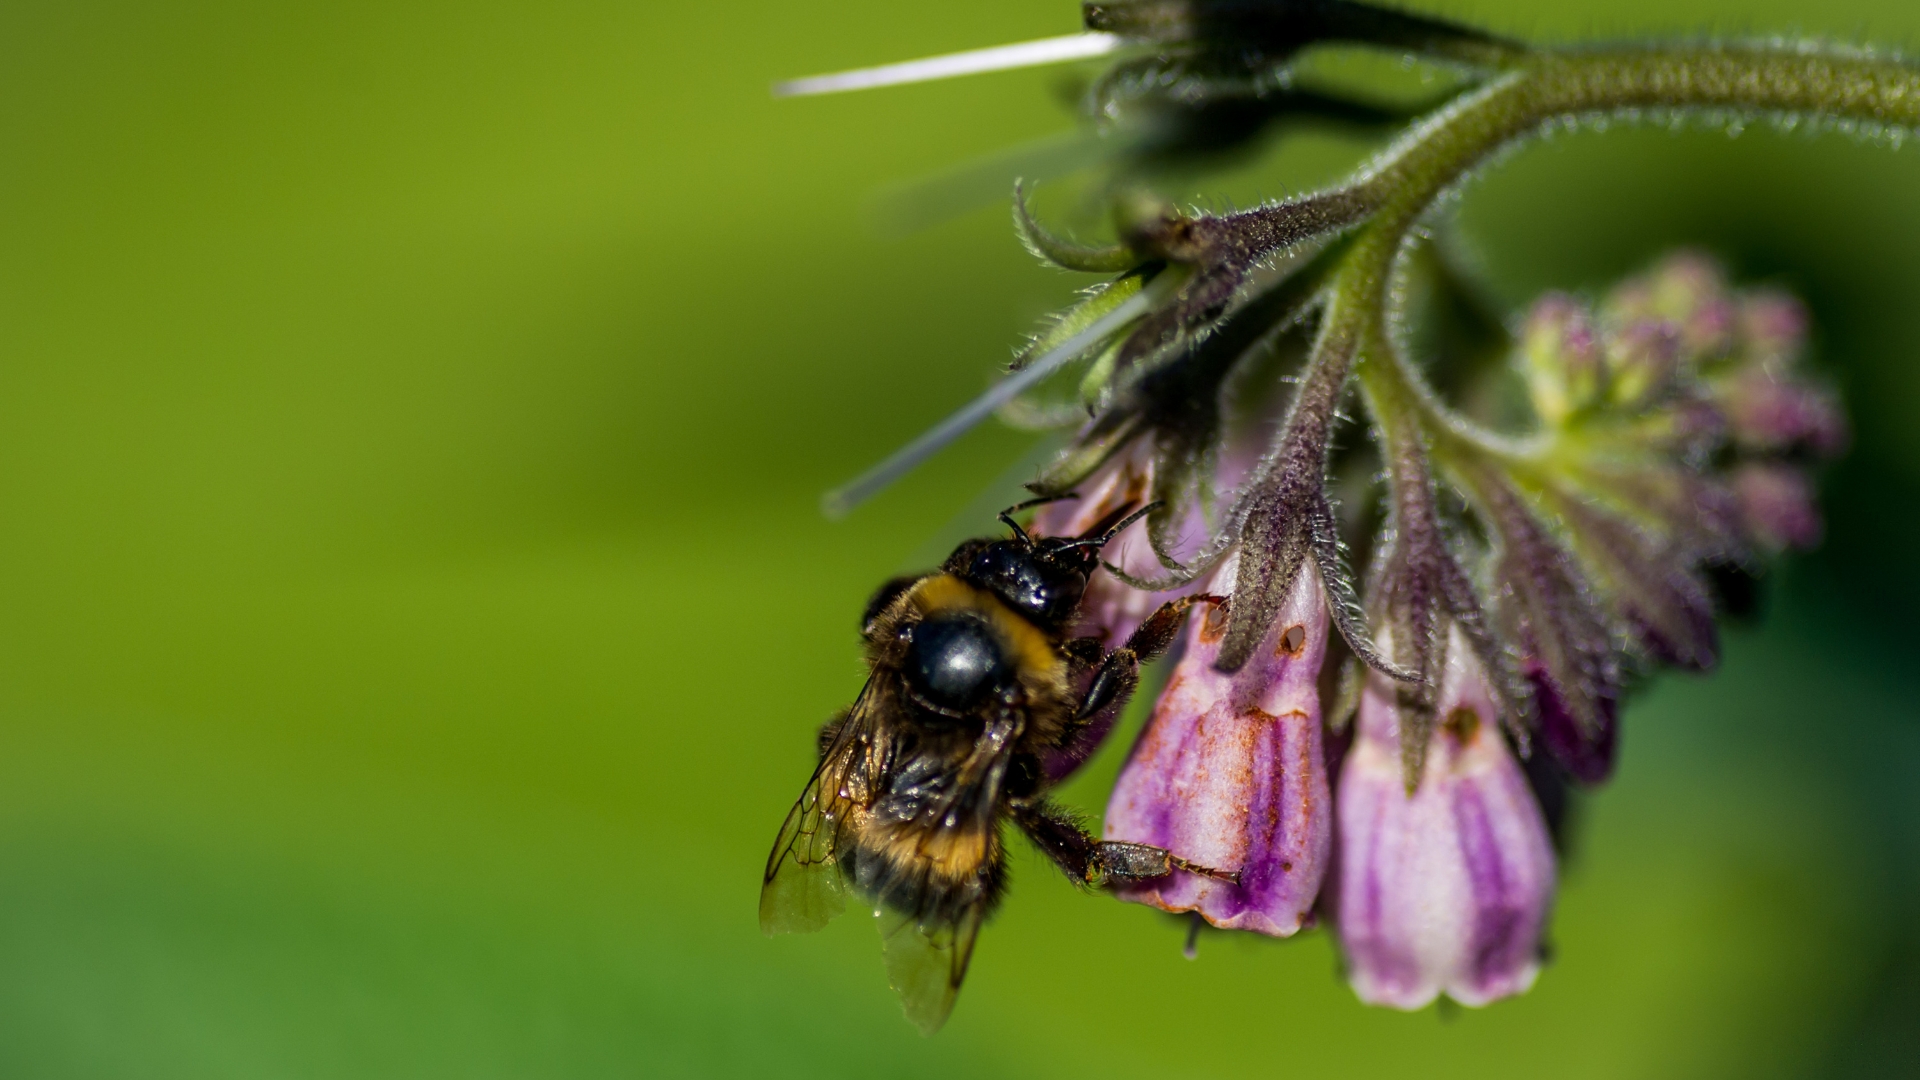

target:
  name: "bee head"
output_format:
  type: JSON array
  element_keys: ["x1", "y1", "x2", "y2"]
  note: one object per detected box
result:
[{"x1": 950, "y1": 498, "x2": 1157, "y2": 631}]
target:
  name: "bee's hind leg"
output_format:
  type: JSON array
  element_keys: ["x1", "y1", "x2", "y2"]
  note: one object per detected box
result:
[
  {"x1": 1073, "y1": 594, "x2": 1224, "y2": 721},
  {"x1": 1013, "y1": 800, "x2": 1240, "y2": 888}
]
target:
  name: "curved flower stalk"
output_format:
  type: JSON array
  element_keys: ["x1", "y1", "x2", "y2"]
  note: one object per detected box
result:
[{"x1": 780, "y1": 0, "x2": 1883, "y2": 1014}]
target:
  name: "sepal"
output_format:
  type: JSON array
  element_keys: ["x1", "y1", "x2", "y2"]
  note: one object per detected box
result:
[
  {"x1": 1472, "y1": 470, "x2": 1622, "y2": 784},
  {"x1": 1014, "y1": 181, "x2": 1139, "y2": 273}
]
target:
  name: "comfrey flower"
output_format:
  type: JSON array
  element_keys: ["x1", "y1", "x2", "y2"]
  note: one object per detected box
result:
[
  {"x1": 1335, "y1": 626, "x2": 1555, "y2": 1009},
  {"x1": 1028, "y1": 438, "x2": 1186, "y2": 653},
  {"x1": 1027, "y1": 439, "x2": 1202, "y2": 781},
  {"x1": 778, "y1": 0, "x2": 1884, "y2": 1021},
  {"x1": 1104, "y1": 555, "x2": 1331, "y2": 935}
]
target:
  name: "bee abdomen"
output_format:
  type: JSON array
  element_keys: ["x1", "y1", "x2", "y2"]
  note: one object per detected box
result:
[{"x1": 841, "y1": 829, "x2": 1006, "y2": 927}]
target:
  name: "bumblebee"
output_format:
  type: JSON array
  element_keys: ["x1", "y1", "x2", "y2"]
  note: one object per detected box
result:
[{"x1": 760, "y1": 498, "x2": 1234, "y2": 1032}]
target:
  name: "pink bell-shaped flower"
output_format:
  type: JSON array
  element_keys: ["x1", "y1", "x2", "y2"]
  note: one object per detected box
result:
[
  {"x1": 1335, "y1": 626, "x2": 1557, "y2": 1008},
  {"x1": 1028, "y1": 440, "x2": 1186, "y2": 650},
  {"x1": 1029, "y1": 442, "x2": 1214, "y2": 782},
  {"x1": 1102, "y1": 556, "x2": 1332, "y2": 936}
]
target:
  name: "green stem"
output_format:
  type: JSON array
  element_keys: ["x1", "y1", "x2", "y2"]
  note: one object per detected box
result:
[
  {"x1": 1332, "y1": 43, "x2": 1920, "y2": 475},
  {"x1": 1353, "y1": 322, "x2": 1426, "y2": 481}
]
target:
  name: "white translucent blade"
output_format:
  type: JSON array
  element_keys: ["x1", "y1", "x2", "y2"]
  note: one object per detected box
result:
[
  {"x1": 820, "y1": 281, "x2": 1165, "y2": 520},
  {"x1": 774, "y1": 33, "x2": 1123, "y2": 98},
  {"x1": 870, "y1": 130, "x2": 1111, "y2": 236}
]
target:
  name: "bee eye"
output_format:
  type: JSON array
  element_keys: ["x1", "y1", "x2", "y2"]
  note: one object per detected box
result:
[{"x1": 904, "y1": 616, "x2": 1012, "y2": 715}]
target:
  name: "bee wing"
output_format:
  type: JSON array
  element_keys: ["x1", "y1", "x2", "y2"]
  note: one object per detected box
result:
[
  {"x1": 758, "y1": 774, "x2": 850, "y2": 935},
  {"x1": 876, "y1": 898, "x2": 986, "y2": 1035},
  {"x1": 759, "y1": 689, "x2": 879, "y2": 936}
]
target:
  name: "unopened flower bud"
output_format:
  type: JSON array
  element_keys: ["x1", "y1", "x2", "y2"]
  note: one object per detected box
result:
[
  {"x1": 1336, "y1": 627, "x2": 1556, "y2": 1009},
  {"x1": 1604, "y1": 319, "x2": 1680, "y2": 409},
  {"x1": 1636, "y1": 392, "x2": 1726, "y2": 455},
  {"x1": 1620, "y1": 250, "x2": 1737, "y2": 360},
  {"x1": 1104, "y1": 556, "x2": 1331, "y2": 935},
  {"x1": 1719, "y1": 369, "x2": 1848, "y2": 458},
  {"x1": 1520, "y1": 294, "x2": 1602, "y2": 426},
  {"x1": 1679, "y1": 295, "x2": 1738, "y2": 362},
  {"x1": 1738, "y1": 290, "x2": 1809, "y2": 366},
  {"x1": 1733, "y1": 462, "x2": 1823, "y2": 552}
]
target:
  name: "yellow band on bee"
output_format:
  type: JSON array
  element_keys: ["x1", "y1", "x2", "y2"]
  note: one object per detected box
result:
[{"x1": 908, "y1": 575, "x2": 1063, "y2": 679}]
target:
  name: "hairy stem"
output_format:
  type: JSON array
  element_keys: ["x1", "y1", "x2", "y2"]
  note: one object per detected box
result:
[{"x1": 1332, "y1": 42, "x2": 1920, "y2": 471}]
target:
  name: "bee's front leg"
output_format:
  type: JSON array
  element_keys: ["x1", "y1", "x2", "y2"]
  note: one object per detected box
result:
[
  {"x1": 1073, "y1": 594, "x2": 1224, "y2": 721},
  {"x1": 1013, "y1": 800, "x2": 1240, "y2": 887},
  {"x1": 1060, "y1": 636, "x2": 1106, "y2": 671}
]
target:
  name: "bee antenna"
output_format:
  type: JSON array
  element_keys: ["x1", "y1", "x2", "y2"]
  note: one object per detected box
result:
[
  {"x1": 816, "y1": 281, "x2": 1169, "y2": 520},
  {"x1": 998, "y1": 493, "x2": 1079, "y2": 546},
  {"x1": 1062, "y1": 500, "x2": 1160, "y2": 551}
]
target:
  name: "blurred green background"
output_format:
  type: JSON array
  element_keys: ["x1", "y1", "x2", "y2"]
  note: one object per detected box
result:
[{"x1": 1, "y1": 0, "x2": 1917, "y2": 1076}]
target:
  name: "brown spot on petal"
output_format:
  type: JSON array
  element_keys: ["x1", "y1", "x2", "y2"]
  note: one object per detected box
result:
[
  {"x1": 1277, "y1": 624, "x2": 1306, "y2": 657},
  {"x1": 1201, "y1": 601, "x2": 1230, "y2": 644},
  {"x1": 1443, "y1": 705, "x2": 1480, "y2": 743},
  {"x1": 1285, "y1": 710, "x2": 1317, "y2": 822}
]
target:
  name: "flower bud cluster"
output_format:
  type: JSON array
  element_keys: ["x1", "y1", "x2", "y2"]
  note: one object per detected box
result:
[{"x1": 1522, "y1": 252, "x2": 1846, "y2": 557}]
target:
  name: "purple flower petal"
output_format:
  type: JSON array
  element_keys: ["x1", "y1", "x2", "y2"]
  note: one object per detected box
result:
[
  {"x1": 1103, "y1": 556, "x2": 1332, "y2": 936},
  {"x1": 1530, "y1": 663, "x2": 1618, "y2": 784}
]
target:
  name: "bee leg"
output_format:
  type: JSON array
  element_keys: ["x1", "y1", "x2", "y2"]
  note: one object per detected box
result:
[
  {"x1": 1013, "y1": 800, "x2": 1241, "y2": 887},
  {"x1": 1074, "y1": 594, "x2": 1225, "y2": 721},
  {"x1": 1061, "y1": 636, "x2": 1106, "y2": 669}
]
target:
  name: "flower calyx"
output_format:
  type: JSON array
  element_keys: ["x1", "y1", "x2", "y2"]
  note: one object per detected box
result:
[{"x1": 1365, "y1": 437, "x2": 1517, "y2": 790}]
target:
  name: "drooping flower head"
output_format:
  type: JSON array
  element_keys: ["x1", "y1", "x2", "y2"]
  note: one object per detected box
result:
[{"x1": 780, "y1": 6, "x2": 1866, "y2": 1024}]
